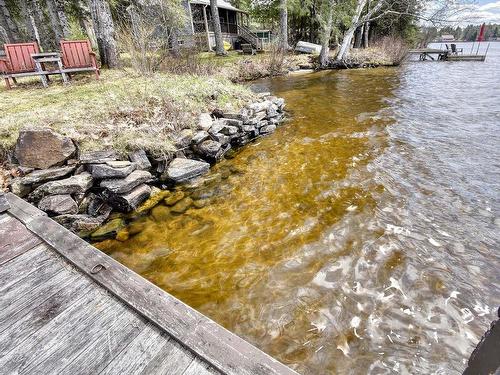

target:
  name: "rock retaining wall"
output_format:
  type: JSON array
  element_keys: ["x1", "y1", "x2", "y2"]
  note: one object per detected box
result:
[{"x1": 6, "y1": 93, "x2": 286, "y2": 237}]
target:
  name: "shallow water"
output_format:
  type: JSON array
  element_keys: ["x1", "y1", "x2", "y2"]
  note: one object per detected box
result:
[{"x1": 96, "y1": 42, "x2": 500, "y2": 374}]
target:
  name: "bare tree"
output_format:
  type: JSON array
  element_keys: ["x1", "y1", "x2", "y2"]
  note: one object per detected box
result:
[
  {"x1": 89, "y1": 0, "x2": 119, "y2": 67},
  {"x1": 319, "y1": 0, "x2": 336, "y2": 67},
  {"x1": 210, "y1": 0, "x2": 226, "y2": 55},
  {"x1": 363, "y1": 0, "x2": 371, "y2": 47},
  {"x1": 335, "y1": 0, "x2": 384, "y2": 61},
  {"x1": 278, "y1": 0, "x2": 288, "y2": 51}
]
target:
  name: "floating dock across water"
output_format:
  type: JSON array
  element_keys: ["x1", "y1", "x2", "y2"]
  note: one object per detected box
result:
[
  {"x1": 0, "y1": 192, "x2": 298, "y2": 375},
  {"x1": 408, "y1": 46, "x2": 489, "y2": 62}
]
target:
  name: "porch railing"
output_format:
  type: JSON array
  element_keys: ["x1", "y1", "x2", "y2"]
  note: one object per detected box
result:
[{"x1": 193, "y1": 21, "x2": 238, "y2": 35}]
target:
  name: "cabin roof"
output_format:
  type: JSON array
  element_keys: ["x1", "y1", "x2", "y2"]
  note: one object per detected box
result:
[{"x1": 190, "y1": 0, "x2": 247, "y2": 13}]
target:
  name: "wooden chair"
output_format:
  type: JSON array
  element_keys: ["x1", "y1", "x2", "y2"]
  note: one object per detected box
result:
[
  {"x1": 0, "y1": 42, "x2": 41, "y2": 89},
  {"x1": 60, "y1": 40, "x2": 99, "y2": 80}
]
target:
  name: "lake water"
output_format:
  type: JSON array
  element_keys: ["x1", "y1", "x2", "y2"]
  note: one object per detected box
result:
[{"x1": 96, "y1": 42, "x2": 500, "y2": 374}]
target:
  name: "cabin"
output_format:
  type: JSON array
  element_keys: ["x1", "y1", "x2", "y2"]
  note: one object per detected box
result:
[
  {"x1": 180, "y1": 0, "x2": 268, "y2": 51},
  {"x1": 440, "y1": 34, "x2": 455, "y2": 42}
]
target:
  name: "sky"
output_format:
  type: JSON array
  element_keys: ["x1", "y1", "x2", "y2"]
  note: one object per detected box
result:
[
  {"x1": 431, "y1": 0, "x2": 500, "y2": 25},
  {"x1": 462, "y1": 0, "x2": 500, "y2": 23}
]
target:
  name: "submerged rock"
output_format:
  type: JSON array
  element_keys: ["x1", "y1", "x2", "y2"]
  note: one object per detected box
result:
[
  {"x1": 170, "y1": 197, "x2": 193, "y2": 214},
  {"x1": 100, "y1": 170, "x2": 152, "y2": 194},
  {"x1": 14, "y1": 128, "x2": 76, "y2": 169},
  {"x1": 38, "y1": 194, "x2": 78, "y2": 215},
  {"x1": 29, "y1": 173, "x2": 93, "y2": 201},
  {"x1": 90, "y1": 218, "x2": 125, "y2": 240},
  {"x1": 193, "y1": 198, "x2": 210, "y2": 208},
  {"x1": 151, "y1": 205, "x2": 171, "y2": 221},
  {"x1": 162, "y1": 158, "x2": 210, "y2": 183},
  {"x1": 136, "y1": 188, "x2": 171, "y2": 213},
  {"x1": 164, "y1": 191, "x2": 185, "y2": 205}
]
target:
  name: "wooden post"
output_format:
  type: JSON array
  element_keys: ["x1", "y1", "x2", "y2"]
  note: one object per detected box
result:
[{"x1": 203, "y1": 5, "x2": 211, "y2": 51}]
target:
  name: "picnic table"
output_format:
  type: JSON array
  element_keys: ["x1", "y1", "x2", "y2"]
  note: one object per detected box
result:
[{"x1": 31, "y1": 52, "x2": 69, "y2": 87}]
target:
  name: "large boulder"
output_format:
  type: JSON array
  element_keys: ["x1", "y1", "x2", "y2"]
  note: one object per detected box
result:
[
  {"x1": 38, "y1": 194, "x2": 78, "y2": 215},
  {"x1": 14, "y1": 128, "x2": 76, "y2": 169},
  {"x1": 162, "y1": 158, "x2": 210, "y2": 183},
  {"x1": 100, "y1": 170, "x2": 152, "y2": 194},
  {"x1": 29, "y1": 173, "x2": 93, "y2": 201}
]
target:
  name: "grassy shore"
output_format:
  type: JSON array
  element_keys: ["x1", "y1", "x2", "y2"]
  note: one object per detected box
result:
[{"x1": 0, "y1": 69, "x2": 255, "y2": 158}]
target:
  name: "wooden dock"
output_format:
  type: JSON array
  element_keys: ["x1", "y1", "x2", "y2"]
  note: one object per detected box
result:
[
  {"x1": 407, "y1": 48, "x2": 486, "y2": 61},
  {"x1": 0, "y1": 192, "x2": 298, "y2": 375}
]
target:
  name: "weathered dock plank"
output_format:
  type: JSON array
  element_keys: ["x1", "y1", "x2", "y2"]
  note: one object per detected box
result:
[
  {"x1": 57, "y1": 312, "x2": 145, "y2": 375},
  {"x1": 140, "y1": 340, "x2": 197, "y2": 375},
  {"x1": 0, "y1": 244, "x2": 49, "y2": 291},
  {"x1": 0, "y1": 192, "x2": 299, "y2": 375},
  {"x1": 99, "y1": 324, "x2": 174, "y2": 375},
  {"x1": 0, "y1": 215, "x2": 42, "y2": 265},
  {"x1": 0, "y1": 265, "x2": 78, "y2": 326},
  {"x1": 0, "y1": 277, "x2": 93, "y2": 357}
]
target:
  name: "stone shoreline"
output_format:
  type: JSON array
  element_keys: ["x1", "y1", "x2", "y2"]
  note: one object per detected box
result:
[{"x1": 5, "y1": 93, "x2": 286, "y2": 238}]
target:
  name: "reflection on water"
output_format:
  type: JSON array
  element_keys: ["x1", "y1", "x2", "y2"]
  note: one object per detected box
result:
[{"x1": 96, "y1": 42, "x2": 500, "y2": 374}]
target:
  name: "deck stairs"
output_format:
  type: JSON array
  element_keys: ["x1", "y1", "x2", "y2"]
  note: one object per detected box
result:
[{"x1": 237, "y1": 25, "x2": 263, "y2": 51}]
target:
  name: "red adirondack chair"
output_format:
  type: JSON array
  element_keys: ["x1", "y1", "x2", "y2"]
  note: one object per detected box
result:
[
  {"x1": 60, "y1": 40, "x2": 99, "y2": 80},
  {"x1": 0, "y1": 42, "x2": 41, "y2": 89}
]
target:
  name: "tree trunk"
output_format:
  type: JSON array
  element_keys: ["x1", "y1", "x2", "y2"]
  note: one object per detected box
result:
[
  {"x1": 0, "y1": 0, "x2": 19, "y2": 42},
  {"x1": 335, "y1": 0, "x2": 367, "y2": 61},
  {"x1": 319, "y1": 0, "x2": 335, "y2": 67},
  {"x1": 354, "y1": 25, "x2": 364, "y2": 48},
  {"x1": 171, "y1": 28, "x2": 180, "y2": 57},
  {"x1": 362, "y1": 0, "x2": 371, "y2": 48},
  {"x1": 89, "y1": 0, "x2": 119, "y2": 68},
  {"x1": 46, "y1": 0, "x2": 64, "y2": 43},
  {"x1": 363, "y1": 21, "x2": 370, "y2": 48},
  {"x1": 210, "y1": 0, "x2": 226, "y2": 55},
  {"x1": 54, "y1": 0, "x2": 71, "y2": 39},
  {"x1": 279, "y1": 0, "x2": 288, "y2": 51},
  {"x1": 76, "y1": 0, "x2": 98, "y2": 48}
]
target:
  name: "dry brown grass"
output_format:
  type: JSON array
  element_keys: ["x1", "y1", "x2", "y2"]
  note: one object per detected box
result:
[
  {"x1": 348, "y1": 36, "x2": 408, "y2": 66},
  {"x1": 0, "y1": 69, "x2": 255, "y2": 159}
]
